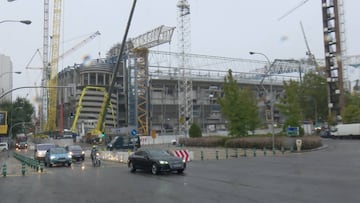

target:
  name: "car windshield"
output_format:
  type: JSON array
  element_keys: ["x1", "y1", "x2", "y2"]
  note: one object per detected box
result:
[
  {"x1": 109, "y1": 136, "x2": 119, "y2": 144},
  {"x1": 69, "y1": 146, "x2": 82, "y2": 150},
  {"x1": 147, "y1": 149, "x2": 170, "y2": 157},
  {"x1": 51, "y1": 148, "x2": 67, "y2": 154},
  {"x1": 37, "y1": 144, "x2": 55, "y2": 150}
]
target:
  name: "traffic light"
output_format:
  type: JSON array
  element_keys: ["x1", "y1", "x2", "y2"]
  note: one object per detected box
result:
[
  {"x1": 100, "y1": 132, "x2": 105, "y2": 138},
  {"x1": 70, "y1": 112, "x2": 74, "y2": 119}
]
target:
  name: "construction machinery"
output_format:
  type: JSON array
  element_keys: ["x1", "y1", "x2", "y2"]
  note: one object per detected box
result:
[
  {"x1": 26, "y1": 31, "x2": 101, "y2": 70},
  {"x1": 69, "y1": 86, "x2": 116, "y2": 143},
  {"x1": 177, "y1": 0, "x2": 192, "y2": 136}
]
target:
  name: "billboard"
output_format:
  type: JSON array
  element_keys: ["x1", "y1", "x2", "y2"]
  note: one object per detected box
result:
[{"x1": 0, "y1": 111, "x2": 8, "y2": 135}]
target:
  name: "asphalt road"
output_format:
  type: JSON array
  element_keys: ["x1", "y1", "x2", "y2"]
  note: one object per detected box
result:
[{"x1": 1, "y1": 139, "x2": 360, "y2": 203}]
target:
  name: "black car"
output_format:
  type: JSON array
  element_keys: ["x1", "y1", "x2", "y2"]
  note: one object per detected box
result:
[
  {"x1": 65, "y1": 145, "x2": 85, "y2": 161},
  {"x1": 128, "y1": 148, "x2": 186, "y2": 175}
]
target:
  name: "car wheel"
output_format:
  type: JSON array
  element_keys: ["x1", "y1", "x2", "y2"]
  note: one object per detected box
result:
[
  {"x1": 151, "y1": 163, "x2": 159, "y2": 175},
  {"x1": 68, "y1": 162, "x2": 72, "y2": 167},
  {"x1": 49, "y1": 163, "x2": 53, "y2": 167},
  {"x1": 129, "y1": 161, "x2": 136, "y2": 172},
  {"x1": 177, "y1": 169, "x2": 184, "y2": 174}
]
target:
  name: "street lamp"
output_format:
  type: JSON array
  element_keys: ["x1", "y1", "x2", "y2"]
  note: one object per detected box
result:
[
  {"x1": 0, "y1": 71, "x2": 21, "y2": 78},
  {"x1": 0, "y1": 20, "x2": 32, "y2": 25},
  {"x1": 249, "y1": 51, "x2": 275, "y2": 150}
]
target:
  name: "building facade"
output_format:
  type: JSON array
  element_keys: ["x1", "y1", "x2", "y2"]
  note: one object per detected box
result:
[
  {"x1": 57, "y1": 56, "x2": 285, "y2": 136},
  {"x1": 0, "y1": 54, "x2": 14, "y2": 102}
]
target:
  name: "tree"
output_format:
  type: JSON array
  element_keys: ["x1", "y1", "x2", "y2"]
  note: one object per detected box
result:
[
  {"x1": 0, "y1": 97, "x2": 35, "y2": 135},
  {"x1": 276, "y1": 80, "x2": 303, "y2": 133},
  {"x1": 218, "y1": 69, "x2": 260, "y2": 136},
  {"x1": 343, "y1": 92, "x2": 360, "y2": 123},
  {"x1": 299, "y1": 72, "x2": 327, "y2": 124},
  {"x1": 189, "y1": 123, "x2": 202, "y2": 138}
]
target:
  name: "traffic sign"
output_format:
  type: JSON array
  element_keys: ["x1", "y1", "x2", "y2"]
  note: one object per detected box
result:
[{"x1": 131, "y1": 129, "x2": 137, "y2": 136}]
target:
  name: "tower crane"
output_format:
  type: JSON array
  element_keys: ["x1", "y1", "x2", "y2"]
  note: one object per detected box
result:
[
  {"x1": 46, "y1": 0, "x2": 62, "y2": 132},
  {"x1": 26, "y1": 31, "x2": 101, "y2": 70},
  {"x1": 177, "y1": 0, "x2": 192, "y2": 137}
]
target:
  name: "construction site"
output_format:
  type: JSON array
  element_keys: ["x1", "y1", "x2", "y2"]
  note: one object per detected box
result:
[{"x1": 31, "y1": 0, "x2": 360, "y2": 139}]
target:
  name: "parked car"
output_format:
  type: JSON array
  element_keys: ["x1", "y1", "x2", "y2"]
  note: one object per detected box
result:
[
  {"x1": 128, "y1": 148, "x2": 186, "y2": 175},
  {"x1": 65, "y1": 145, "x2": 85, "y2": 161},
  {"x1": 107, "y1": 135, "x2": 141, "y2": 151},
  {"x1": 44, "y1": 147, "x2": 72, "y2": 167},
  {"x1": 0, "y1": 142, "x2": 8, "y2": 152},
  {"x1": 34, "y1": 143, "x2": 56, "y2": 160}
]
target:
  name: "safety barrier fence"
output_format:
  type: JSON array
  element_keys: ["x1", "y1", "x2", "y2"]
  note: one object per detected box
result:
[{"x1": 11, "y1": 152, "x2": 44, "y2": 175}]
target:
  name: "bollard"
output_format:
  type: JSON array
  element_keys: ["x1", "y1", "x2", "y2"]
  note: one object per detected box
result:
[
  {"x1": 263, "y1": 147, "x2": 267, "y2": 156},
  {"x1": 281, "y1": 146, "x2": 285, "y2": 154},
  {"x1": 201, "y1": 151, "x2": 204, "y2": 160},
  {"x1": 243, "y1": 148, "x2": 247, "y2": 157},
  {"x1": 22, "y1": 162, "x2": 26, "y2": 176},
  {"x1": 225, "y1": 148, "x2": 229, "y2": 159},
  {"x1": 216, "y1": 150, "x2": 219, "y2": 160},
  {"x1": 2, "y1": 163, "x2": 6, "y2": 177},
  {"x1": 234, "y1": 148, "x2": 238, "y2": 158},
  {"x1": 40, "y1": 161, "x2": 44, "y2": 173},
  {"x1": 253, "y1": 148, "x2": 256, "y2": 157},
  {"x1": 36, "y1": 161, "x2": 40, "y2": 172}
]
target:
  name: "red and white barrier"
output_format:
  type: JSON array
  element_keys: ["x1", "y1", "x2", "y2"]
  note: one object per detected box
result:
[{"x1": 170, "y1": 149, "x2": 191, "y2": 162}]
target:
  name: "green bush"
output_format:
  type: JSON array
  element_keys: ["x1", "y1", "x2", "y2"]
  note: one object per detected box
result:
[
  {"x1": 179, "y1": 135, "x2": 322, "y2": 150},
  {"x1": 179, "y1": 136, "x2": 226, "y2": 147},
  {"x1": 189, "y1": 123, "x2": 202, "y2": 138}
]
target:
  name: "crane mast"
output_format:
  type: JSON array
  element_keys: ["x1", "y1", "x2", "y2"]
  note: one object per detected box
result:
[
  {"x1": 41, "y1": 0, "x2": 50, "y2": 131},
  {"x1": 177, "y1": 0, "x2": 192, "y2": 136},
  {"x1": 322, "y1": 0, "x2": 345, "y2": 121},
  {"x1": 47, "y1": 0, "x2": 62, "y2": 131}
]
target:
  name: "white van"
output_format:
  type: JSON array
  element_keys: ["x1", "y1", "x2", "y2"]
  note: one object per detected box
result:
[
  {"x1": 0, "y1": 142, "x2": 8, "y2": 152},
  {"x1": 34, "y1": 143, "x2": 56, "y2": 160}
]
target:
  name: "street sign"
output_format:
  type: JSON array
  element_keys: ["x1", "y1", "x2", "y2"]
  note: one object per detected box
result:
[
  {"x1": 287, "y1": 127, "x2": 299, "y2": 136},
  {"x1": 131, "y1": 129, "x2": 137, "y2": 136}
]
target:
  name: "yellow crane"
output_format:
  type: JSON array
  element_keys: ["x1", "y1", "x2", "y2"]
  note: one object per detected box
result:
[{"x1": 46, "y1": 0, "x2": 62, "y2": 132}]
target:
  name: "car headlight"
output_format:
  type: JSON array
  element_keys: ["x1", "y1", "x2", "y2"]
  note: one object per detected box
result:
[
  {"x1": 159, "y1": 160, "x2": 168, "y2": 165},
  {"x1": 69, "y1": 152, "x2": 73, "y2": 155},
  {"x1": 81, "y1": 151, "x2": 85, "y2": 154},
  {"x1": 182, "y1": 159, "x2": 186, "y2": 163},
  {"x1": 50, "y1": 155, "x2": 56, "y2": 160},
  {"x1": 68, "y1": 154, "x2": 72, "y2": 158}
]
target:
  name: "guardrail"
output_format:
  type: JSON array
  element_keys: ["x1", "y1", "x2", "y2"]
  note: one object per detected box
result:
[{"x1": 13, "y1": 152, "x2": 44, "y2": 174}]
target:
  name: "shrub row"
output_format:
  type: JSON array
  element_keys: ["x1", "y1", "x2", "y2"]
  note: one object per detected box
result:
[{"x1": 179, "y1": 135, "x2": 322, "y2": 150}]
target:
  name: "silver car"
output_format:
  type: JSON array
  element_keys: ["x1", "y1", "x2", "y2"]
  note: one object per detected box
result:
[{"x1": 34, "y1": 143, "x2": 56, "y2": 160}]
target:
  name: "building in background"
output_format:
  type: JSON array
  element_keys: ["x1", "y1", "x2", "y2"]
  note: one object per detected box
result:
[{"x1": 0, "y1": 54, "x2": 14, "y2": 102}]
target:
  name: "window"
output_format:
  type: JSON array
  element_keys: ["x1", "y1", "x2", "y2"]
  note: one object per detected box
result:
[
  {"x1": 90, "y1": 73, "x2": 96, "y2": 85},
  {"x1": 98, "y1": 73, "x2": 104, "y2": 85}
]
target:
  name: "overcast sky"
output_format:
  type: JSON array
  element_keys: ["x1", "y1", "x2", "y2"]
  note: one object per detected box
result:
[{"x1": 1, "y1": 0, "x2": 360, "y2": 100}]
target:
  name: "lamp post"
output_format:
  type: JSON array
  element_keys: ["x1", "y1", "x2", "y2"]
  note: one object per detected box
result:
[
  {"x1": 249, "y1": 51, "x2": 275, "y2": 150},
  {"x1": 0, "y1": 20, "x2": 32, "y2": 25},
  {"x1": 0, "y1": 71, "x2": 21, "y2": 78}
]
